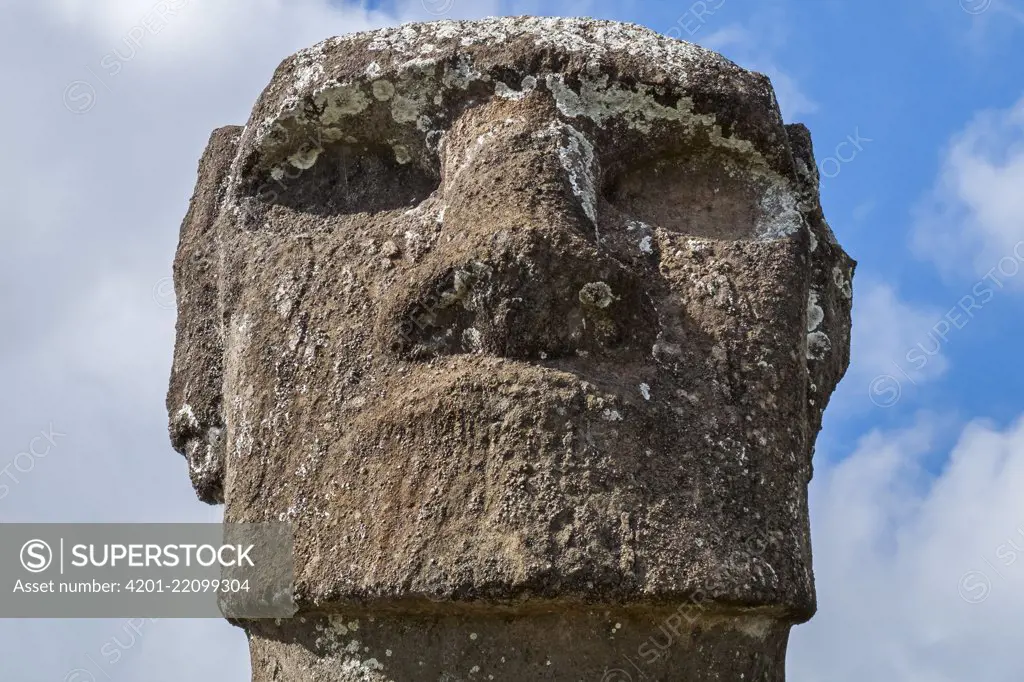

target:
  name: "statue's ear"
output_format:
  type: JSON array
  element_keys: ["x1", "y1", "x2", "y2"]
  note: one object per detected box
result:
[
  {"x1": 166, "y1": 126, "x2": 241, "y2": 504},
  {"x1": 786, "y1": 124, "x2": 856, "y2": 445}
]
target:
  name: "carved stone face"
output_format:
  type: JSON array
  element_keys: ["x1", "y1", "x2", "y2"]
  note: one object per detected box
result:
[{"x1": 168, "y1": 18, "x2": 853, "y2": 628}]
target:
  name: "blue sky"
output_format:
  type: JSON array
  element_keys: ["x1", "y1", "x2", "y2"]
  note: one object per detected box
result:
[{"x1": 1, "y1": 0, "x2": 1022, "y2": 679}]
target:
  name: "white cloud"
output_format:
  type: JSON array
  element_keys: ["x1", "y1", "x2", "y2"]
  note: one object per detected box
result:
[
  {"x1": 851, "y1": 199, "x2": 877, "y2": 223},
  {"x1": 957, "y1": 1, "x2": 1024, "y2": 53},
  {"x1": 913, "y1": 96, "x2": 1024, "y2": 289},
  {"x1": 106, "y1": 618, "x2": 250, "y2": 682},
  {"x1": 790, "y1": 414, "x2": 1024, "y2": 681},
  {"x1": 30, "y1": 0, "x2": 389, "y2": 64},
  {"x1": 830, "y1": 280, "x2": 949, "y2": 411},
  {"x1": 853, "y1": 282, "x2": 950, "y2": 380}
]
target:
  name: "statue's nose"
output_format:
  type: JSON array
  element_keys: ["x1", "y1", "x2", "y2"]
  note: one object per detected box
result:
[
  {"x1": 438, "y1": 97, "x2": 600, "y2": 244},
  {"x1": 379, "y1": 97, "x2": 659, "y2": 361}
]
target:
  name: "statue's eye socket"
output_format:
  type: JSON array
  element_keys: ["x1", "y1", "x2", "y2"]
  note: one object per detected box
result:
[
  {"x1": 247, "y1": 142, "x2": 439, "y2": 218},
  {"x1": 602, "y1": 151, "x2": 773, "y2": 241}
]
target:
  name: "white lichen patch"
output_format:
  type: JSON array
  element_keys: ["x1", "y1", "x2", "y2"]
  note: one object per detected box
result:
[
  {"x1": 685, "y1": 237, "x2": 711, "y2": 253},
  {"x1": 397, "y1": 55, "x2": 439, "y2": 76},
  {"x1": 733, "y1": 616, "x2": 774, "y2": 641},
  {"x1": 288, "y1": 147, "x2": 321, "y2": 170},
  {"x1": 806, "y1": 291, "x2": 824, "y2": 333},
  {"x1": 186, "y1": 426, "x2": 222, "y2": 478},
  {"x1": 602, "y1": 408, "x2": 623, "y2": 422},
  {"x1": 532, "y1": 18, "x2": 711, "y2": 71},
  {"x1": 339, "y1": 657, "x2": 385, "y2": 678},
  {"x1": 639, "y1": 235, "x2": 653, "y2": 254},
  {"x1": 542, "y1": 123, "x2": 598, "y2": 230},
  {"x1": 367, "y1": 23, "x2": 423, "y2": 53},
  {"x1": 495, "y1": 75, "x2": 538, "y2": 100},
  {"x1": 639, "y1": 383, "x2": 652, "y2": 400},
  {"x1": 579, "y1": 282, "x2": 614, "y2": 308},
  {"x1": 807, "y1": 331, "x2": 831, "y2": 360},
  {"x1": 544, "y1": 72, "x2": 760, "y2": 165},
  {"x1": 755, "y1": 181, "x2": 804, "y2": 240},
  {"x1": 832, "y1": 265, "x2": 853, "y2": 300},
  {"x1": 547, "y1": 73, "x2": 673, "y2": 132},
  {"x1": 390, "y1": 94, "x2": 421, "y2": 124},
  {"x1": 275, "y1": 274, "x2": 304, "y2": 318},
  {"x1": 372, "y1": 79, "x2": 396, "y2": 101},
  {"x1": 806, "y1": 289, "x2": 831, "y2": 361},
  {"x1": 294, "y1": 62, "x2": 325, "y2": 92},
  {"x1": 442, "y1": 53, "x2": 486, "y2": 89},
  {"x1": 410, "y1": 116, "x2": 431, "y2": 135},
  {"x1": 314, "y1": 83, "x2": 371, "y2": 125},
  {"x1": 463, "y1": 327, "x2": 482, "y2": 351},
  {"x1": 393, "y1": 145, "x2": 411, "y2": 164},
  {"x1": 690, "y1": 267, "x2": 736, "y2": 311},
  {"x1": 559, "y1": 131, "x2": 598, "y2": 225},
  {"x1": 175, "y1": 404, "x2": 199, "y2": 433}
]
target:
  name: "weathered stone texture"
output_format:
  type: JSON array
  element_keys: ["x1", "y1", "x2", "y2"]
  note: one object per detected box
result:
[{"x1": 168, "y1": 16, "x2": 854, "y2": 681}]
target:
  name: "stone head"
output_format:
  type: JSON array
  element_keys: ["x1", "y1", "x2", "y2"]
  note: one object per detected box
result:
[{"x1": 168, "y1": 16, "x2": 853, "y2": 638}]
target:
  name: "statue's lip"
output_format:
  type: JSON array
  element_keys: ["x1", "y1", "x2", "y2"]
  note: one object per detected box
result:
[{"x1": 347, "y1": 353, "x2": 659, "y2": 417}]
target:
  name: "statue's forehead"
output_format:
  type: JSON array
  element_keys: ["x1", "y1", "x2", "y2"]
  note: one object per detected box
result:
[{"x1": 233, "y1": 18, "x2": 795, "y2": 183}]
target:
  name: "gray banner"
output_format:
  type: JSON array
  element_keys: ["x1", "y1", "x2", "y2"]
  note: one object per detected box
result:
[{"x1": 0, "y1": 523, "x2": 296, "y2": 618}]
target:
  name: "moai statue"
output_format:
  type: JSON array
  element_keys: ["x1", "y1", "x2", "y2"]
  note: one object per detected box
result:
[{"x1": 168, "y1": 17, "x2": 853, "y2": 682}]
